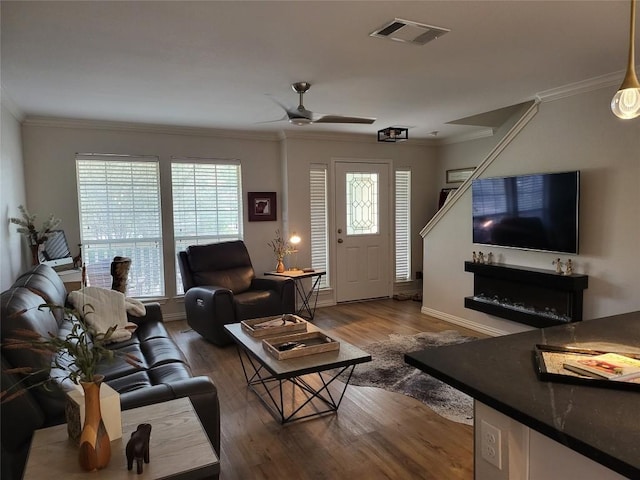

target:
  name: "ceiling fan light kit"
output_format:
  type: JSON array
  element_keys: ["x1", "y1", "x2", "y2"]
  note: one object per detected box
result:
[
  {"x1": 611, "y1": 0, "x2": 640, "y2": 119},
  {"x1": 378, "y1": 127, "x2": 408, "y2": 142}
]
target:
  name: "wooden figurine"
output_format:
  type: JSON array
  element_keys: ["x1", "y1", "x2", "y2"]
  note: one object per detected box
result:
[
  {"x1": 126, "y1": 423, "x2": 152, "y2": 474},
  {"x1": 472, "y1": 251, "x2": 477, "y2": 263},
  {"x1": 110, "y1": 256, "x2": 132, "y2": 294},
  {"x1": 553, "y1": 258, "x2": 564, "y2": 274},
  {"x1": 565, "y1": 259, "x2": 573, "y2": 275}
]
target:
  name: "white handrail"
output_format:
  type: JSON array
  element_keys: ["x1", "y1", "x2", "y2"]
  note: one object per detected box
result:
[{"x1": 420, "y1": 100, "x2": 540, "y2": 238}]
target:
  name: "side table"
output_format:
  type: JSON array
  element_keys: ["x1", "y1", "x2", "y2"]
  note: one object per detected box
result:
[
  {"x1": 265, "y1": 269, "x2": 326, "y2": 320},
  {"x1": 22, "y1": 397, "x2": 219, "y2": 480},
  {"x1": 56, "y1": 268, "x2": 84, "y2": 292}
]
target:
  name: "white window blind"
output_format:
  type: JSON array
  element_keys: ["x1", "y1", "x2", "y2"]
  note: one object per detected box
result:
[
  {"x1": 172, "y1": 160, "x2": 243, "y2": 295},
  {"x1": 395, "y1": 169, "x2": 411, "y2": 281},
  {"x1": 310, "y1": 165, "x2": 329, "y2": 288},
  {"x1": 76, "y1": 155, "x2": 164, "y2": 297},
  {"x1": 473, "y1": 178, "x2": 507, "y2": 216},
  {"x1": 516, "y1": 175, "x2": 544, "y2": 213}
]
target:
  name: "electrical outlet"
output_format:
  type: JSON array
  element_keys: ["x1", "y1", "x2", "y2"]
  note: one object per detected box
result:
[{"x1": 480, "y1": 420, "x2": 502, "y2": 470}]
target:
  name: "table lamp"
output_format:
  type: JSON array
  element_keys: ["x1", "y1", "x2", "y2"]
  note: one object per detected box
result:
[{"x1": 289, "y1": 233, "x2": 301, "y2": 271}]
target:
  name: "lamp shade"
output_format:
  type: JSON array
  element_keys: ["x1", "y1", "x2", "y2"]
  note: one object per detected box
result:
[
  {"x1": 289, "y1": 234, "x2": 301, "y2": 245},
  {"x1": 611, "y1": 86, "x2": 640, "y2": 119},
  {"x1": 611, "y1": 0, "x2": 640, "y2": 119}
]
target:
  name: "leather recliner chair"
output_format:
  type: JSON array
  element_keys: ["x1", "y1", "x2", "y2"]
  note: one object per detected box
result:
[{"x1": 178, "y1": 240, "x2": 295, "y2": 346}]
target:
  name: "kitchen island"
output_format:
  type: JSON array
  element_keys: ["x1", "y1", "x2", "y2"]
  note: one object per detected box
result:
[{"x1": 405, "y1": 311, "x2": 639, "y2": 479}]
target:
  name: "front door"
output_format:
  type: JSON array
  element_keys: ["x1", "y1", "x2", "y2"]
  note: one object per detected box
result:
[{"x1": 335, "y1": 161, "x2": 391, "y2": 302}]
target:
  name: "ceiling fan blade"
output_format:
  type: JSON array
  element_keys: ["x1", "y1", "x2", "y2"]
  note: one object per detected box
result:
[
  {"x1": 255, "y1": 114, "x2": 288, "y2": 124},
  {"x1": 314, "y1": 115, "x2": 376, "y2": 124}
]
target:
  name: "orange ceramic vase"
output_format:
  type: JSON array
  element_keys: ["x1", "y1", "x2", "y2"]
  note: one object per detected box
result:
[
  {"x1": 78, "y1": 376, "x2": 111, "y2": 471},
  {"x1": 276, "y1": 259, "x2": 285, "y2": 273}
]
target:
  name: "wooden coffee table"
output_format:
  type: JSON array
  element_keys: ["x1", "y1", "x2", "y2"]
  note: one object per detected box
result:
[
  {"x1": 23, "y1": 397, "x2": 219, "y2": 479},
  {"x1": 225, "y1": 322, "x2": 371, "y2": 424}
]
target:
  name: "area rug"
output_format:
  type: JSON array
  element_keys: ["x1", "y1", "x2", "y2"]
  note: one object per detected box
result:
[{"x1": 344, "y1": 330, "x2": 477, "y2": 425}]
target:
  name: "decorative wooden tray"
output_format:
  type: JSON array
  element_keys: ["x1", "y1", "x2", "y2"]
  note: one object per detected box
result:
[
  {"x1": 262, "y1": 331, "x2": 340, "y2": 360},
  {"x1": 241, "y1": 314, "x2": 307, "y2": 338}
]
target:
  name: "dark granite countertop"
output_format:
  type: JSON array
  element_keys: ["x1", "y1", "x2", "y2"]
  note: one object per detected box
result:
[{"x1": 405, "y1": 311, "x2": 640, "y2": 479}]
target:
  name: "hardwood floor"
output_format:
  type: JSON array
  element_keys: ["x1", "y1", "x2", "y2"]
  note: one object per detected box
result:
[{"x1": 166, "y1": 299, "x2": 481, "y2": 480}]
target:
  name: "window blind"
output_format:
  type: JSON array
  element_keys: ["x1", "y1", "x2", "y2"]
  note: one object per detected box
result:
[
  {"x1": 172, "y1": 160, "x2": 242, "y2": 295},
  {"x1": 395, "y1": 169, "x2": 411, "y2": 281},
  {"x1": 310, "y1": 165, "x2": 329, "y2": 289},
  {"x1": 76, "y1": 155, "x2": 164, "y2": 297}
]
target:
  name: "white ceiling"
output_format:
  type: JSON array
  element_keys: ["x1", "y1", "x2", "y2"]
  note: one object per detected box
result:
[{"x1": 1, "y1": 1, "x2": 636, "y2": 140}]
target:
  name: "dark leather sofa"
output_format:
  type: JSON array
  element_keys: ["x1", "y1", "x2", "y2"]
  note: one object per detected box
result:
[
  {"x1": 1, "y1": 264, "x2": 220, "y2": 480},
  {"x1": 178, "y1": 240, "x2": 295, "y2": 346}
]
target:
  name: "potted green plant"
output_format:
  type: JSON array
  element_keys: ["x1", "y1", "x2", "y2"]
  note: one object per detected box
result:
[
  {"x1": 1, "y1": 303, "x2": 139, "y2": 471},
  {"x1": 9, "y1": 204, "x2": 61, "y2": 265}
]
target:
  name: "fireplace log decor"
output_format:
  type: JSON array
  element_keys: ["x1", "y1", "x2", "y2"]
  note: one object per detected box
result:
[{"x1": 464, "y1": 261, "x2": 588, "y2": 328}]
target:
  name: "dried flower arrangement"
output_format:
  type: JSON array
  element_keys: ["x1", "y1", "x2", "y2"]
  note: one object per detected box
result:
[
  {"x1": 9, "y1": 204, "x2": 61, "y2": 246},
  {"x1": 268, "y1": 229, "x2": 295, "y2": 261},
  {"x1": 1, "y1": 303, "x2": 140, "y2": 403}
]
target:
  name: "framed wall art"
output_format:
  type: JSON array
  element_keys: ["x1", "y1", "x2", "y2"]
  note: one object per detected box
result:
[
  {"x1": 446, "y1": 167, "x2": 476, "y2": 184},
  {"x1": 248, "y1": 192, "x2": 277, "y2": 222}
]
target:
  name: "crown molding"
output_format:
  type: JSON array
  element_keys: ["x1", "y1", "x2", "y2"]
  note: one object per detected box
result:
[
  {"x1": 536, "y1": 71, "x2": 627, "y2": 103},
  {"x1": 0, "y1": 85, "x2": 26, "y2": 121},
  {"x1": 281, "y1": 128, "x2": 437, "y2": 146},
  {"x1": 436, "y1": 128, "x2": 495, "y2": 145},
  {"x1": 20, "y1": 115, "x2": 443, "y2": 145},
  {"x1": 21, "y1": 116, "x2": 282, "y2": 142}
]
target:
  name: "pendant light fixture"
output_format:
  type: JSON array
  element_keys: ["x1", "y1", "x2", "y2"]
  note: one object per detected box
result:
[{"x1": 611, "y1": 0, "x2": 640, "y2": 119}]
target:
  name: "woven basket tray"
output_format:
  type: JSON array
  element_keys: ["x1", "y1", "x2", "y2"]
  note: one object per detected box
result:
[
  {"x1": 241, "y1": 314, "x2": 307, "y2": 338},
  {"x1": 262, "y1": 331, "x2": 340, "y2": 360}
]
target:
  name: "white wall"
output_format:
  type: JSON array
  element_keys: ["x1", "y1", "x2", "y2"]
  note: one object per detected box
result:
[
  {"x1": 0, "y1": 101, "x2": 27, "y2": 289},
  {"x1": 282, "y1": 134, "x2": 438, "y2": 302},
  {"x1": 20, "y1": 121, "x2": 282, "y2": 316},
  {"x1": 16, "y1": 122, "x2": 438, "y2": 316},
  {"x1": 423, "y1": 86, "x2": 640, "y2": 334}
]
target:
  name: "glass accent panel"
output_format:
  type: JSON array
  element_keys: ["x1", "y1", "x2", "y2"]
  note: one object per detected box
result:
[{"x1": 346, "y1": 172, "x2": 379, "y2": 235}]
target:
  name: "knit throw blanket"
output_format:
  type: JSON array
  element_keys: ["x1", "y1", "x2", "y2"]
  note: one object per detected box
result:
[{"x1": 68, "y1": 287, "x2": 145, "y2": 343}]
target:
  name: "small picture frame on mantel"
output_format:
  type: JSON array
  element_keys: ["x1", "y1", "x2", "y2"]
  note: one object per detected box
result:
[
  {"x1": 446, "y1": 167, "x2": 476, "y2": 184},
  {"x1": 248, "y1": 192, "x2": 277, "y2": 222}
]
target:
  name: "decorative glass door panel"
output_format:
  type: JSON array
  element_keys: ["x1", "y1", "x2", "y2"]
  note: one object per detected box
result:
[{"x1": 346, "y1": 172, "x2": 379, "y2": 236}]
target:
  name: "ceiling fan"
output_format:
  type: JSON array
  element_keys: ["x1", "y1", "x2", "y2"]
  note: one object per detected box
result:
[{"x1": 272, "y1": 82, "x2": 376, "y2": 126}]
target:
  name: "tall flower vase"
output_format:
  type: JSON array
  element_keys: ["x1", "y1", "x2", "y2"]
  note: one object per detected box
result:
[
  {"x1": 78, "y1": 376, "x2": 111, "y2": 471},
  {"x1": 30, "y1": 244, "x2": 41, "y2": 266},
  {"x1": 276, "y1": 258, "x2": 285, "y2": 273}
]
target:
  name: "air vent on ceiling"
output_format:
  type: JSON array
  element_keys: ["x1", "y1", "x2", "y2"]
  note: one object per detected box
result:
[{"x1": 370, "y1": 18, "x2": 450, "y2": 45}]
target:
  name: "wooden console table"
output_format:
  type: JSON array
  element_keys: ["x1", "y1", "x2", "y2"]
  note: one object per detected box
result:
[{"x1": 23, "y1": 397, "x2": 219, "y2": 479}]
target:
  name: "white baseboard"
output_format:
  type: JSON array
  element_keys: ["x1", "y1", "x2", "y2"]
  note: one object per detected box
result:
[{"x1": 420, "y1": 306, "x2": 508, "y2": 337}]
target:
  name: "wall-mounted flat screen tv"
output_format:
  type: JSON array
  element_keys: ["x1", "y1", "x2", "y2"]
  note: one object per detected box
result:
[{"x1": 472, "y1": 171, "x2": 580, "y2": 254}]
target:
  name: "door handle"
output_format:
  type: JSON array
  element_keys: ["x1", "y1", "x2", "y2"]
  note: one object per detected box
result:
[{"x1": 337, "y1": 238, "x2": 344, "y2": 243}]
